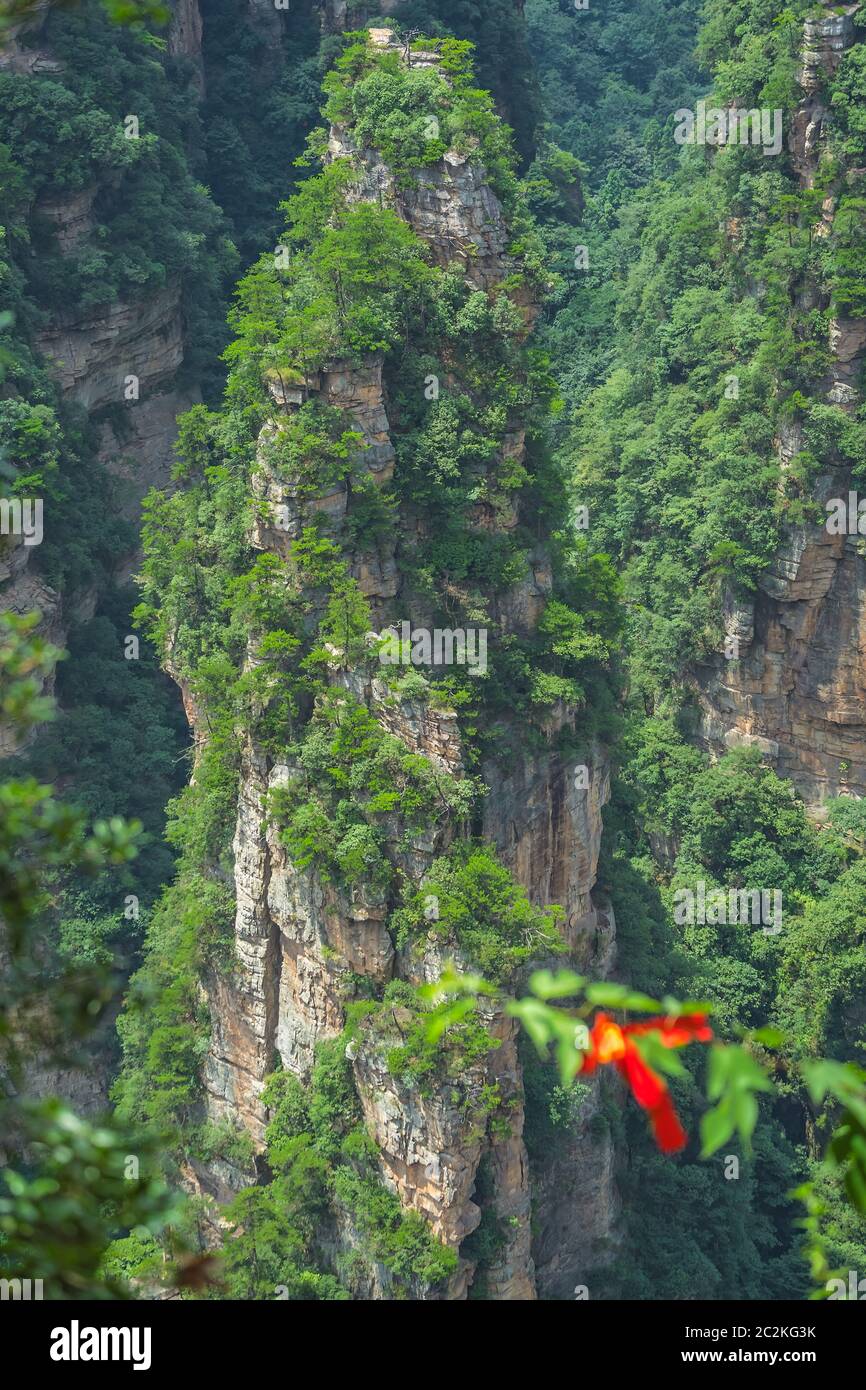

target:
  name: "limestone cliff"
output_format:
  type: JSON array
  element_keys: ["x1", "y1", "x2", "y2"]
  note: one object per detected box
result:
[
  {"x1": 183, "y1": 30, "x2": 615, "y2": 1299},
  {"x1": 693, "y1": 2, "x2": 866, "y2": 809},
  {"x1": 0, "y1": 0, "x2": 212, "y2": 1127},
  {"x1": 0, "y1": 0, "x2": 204, "y2": 665},
  {"x1": 319, "y1": 0, "x2": 402, "y2": 31}
]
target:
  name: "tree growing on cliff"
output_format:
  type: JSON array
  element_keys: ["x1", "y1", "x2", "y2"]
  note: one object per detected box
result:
[{"x1": 0, "y1": 612, "x2": 180, "y2": 1298}]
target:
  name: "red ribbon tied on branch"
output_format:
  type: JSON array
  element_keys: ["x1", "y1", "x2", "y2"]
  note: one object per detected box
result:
[{"x1": 578, "y1": 1013, "x2": 713, "y2": 1153}]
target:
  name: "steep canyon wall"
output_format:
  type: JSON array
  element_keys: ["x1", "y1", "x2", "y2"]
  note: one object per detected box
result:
[
  {"x1": 693, "y1": 2, "x2": 866, "y2": 811},
  {"x1": 185, "y1": 30, "x2": 617, "y2": 1299}
]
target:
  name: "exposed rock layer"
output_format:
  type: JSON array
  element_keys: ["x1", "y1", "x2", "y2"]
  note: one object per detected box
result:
[
  {"x1": 196, "y1": 36, "x2": 614, "y2": 1299},
  {"x1": 694, "y1": 5, "x2": 866, "y2": 808},
  {"x1": 1, "y1": 2, "x2": 204, "y2": 662}
]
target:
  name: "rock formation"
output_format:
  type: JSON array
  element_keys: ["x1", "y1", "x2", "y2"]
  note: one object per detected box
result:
[
  {"x1": 1, "y1": 2, "x2": 612, "y2": 1301},
  {"x1": 186, "y1": 30, "x2": 615, "y2": 1299},
  {"x1": 693, "y1": 2, "x2": 866, "y2": 809},
  {"x1": 319, "y1": 1, "x2": 402, "y2": 34},
  {"x1": 0, "y1": 2, "x2": 203, "y2": 668}
]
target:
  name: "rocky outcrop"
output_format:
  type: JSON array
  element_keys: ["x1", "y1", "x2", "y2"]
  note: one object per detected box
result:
[
  {"x1": 0, "y1": 0, "x2": 210, "y2": 726},
  {"x1": 798, "y1": 5, "x2": 858, "y2": 94},
  {"x1": 329, "y1": 125, "x2": 517, "y2": 292},
  {"x1": 483, "y1": 743, "x2": 613, "y2": 967},
  {"x1": 318, "y1": 1, "x2": 401, "y2": 34},
  {"x1": 827, "y1": 315, "x2": 866, "y2": 408},
  {"x1": 790, "y1": 2, "x2": 860, "y2": 181},
  {"x1": 34, "y1": 187, "x2": 97, "y2": 253},
  {"x1": 2, "y1": 319, "x2": 190, "y2": 674},
  {"x1": 351, "y1": 1006, "x2": 489, "y2": 1249},
  {"x1": 169, "y1": 0, "x2": 204, "y2": 84},
  {"x1": 531, "y1": 1071, "x2": 620, "y2": 1299},
  {"x1": 0, "y1": 4, "x2": 62, "y2": 77},
  {"x1": 327, "y1": 27, "x2": 521, "y2": 293},
  {"x1": 100, "y1": 387, "x2": 201, "y2": 528},
  {"x1": 694, "y1": 7, "x2": 866, "y2": 808},
  {"x1": 352, "y1": 995, "x2": 535, "y2": 1299},
  {"x1": 0, "y1": 1, "x2": 214, "y2": 1143},
  {"x1": 256, "y1": 353, "x2": 397, "y2": 612},
  {"x1": 191, "y1": 34, "x2": 615, "y2": 1298},
  {"x1": 36, "y1": 283, "x2": 185, "y2": 414},
  {"x1": 694, "y1": 500, "x2": 866, "y2": 806},
  {"x1": 6, "y1": 269, "x2": 191, "y2": 667}
]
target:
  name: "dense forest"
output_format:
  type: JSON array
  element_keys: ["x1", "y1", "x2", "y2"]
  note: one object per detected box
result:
[{"x1": 1, "y1": 0, "x2": 865, "y2": 1311}]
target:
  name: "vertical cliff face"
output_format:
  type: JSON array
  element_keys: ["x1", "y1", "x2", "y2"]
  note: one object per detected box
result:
[
  {"x1": 0, "y1": 0, "x2": 208, "y2": 661},
  {"x1": 319, "y1": 0, "x2": 402, "y2": 30},
  {"x1": 0, "y1": 0, "x2": 229, "y2": 1129},
  {"x1": 169, "y1": 0, "x2": 205, "y2": 73},
  {"x1": 693, "y1": 2, "x2": 866, "y2": 809},
  {"x1": 37, "y1": 278, "x2": 197, "y2": 523},
  {"x1": 2, "y1": 4, "x2": 613, "y2": 1298},
  {"x1": 2, "y1": 0, "x2": 208, "y2": 446},
  {"x1": 0, "y1": 2, "x2": 537, "y2": 708},
  {"x1": 172, "y1": 29, "x2": 615, "y2": 1299}
]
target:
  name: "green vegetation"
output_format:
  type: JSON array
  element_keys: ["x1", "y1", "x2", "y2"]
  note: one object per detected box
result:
[
  {"x1": 0, "y1": 4, "x2": 235, "y2": 388},
  {"x1": 393, "y1": 842, "x2": 564, "y2": 983},
  {"x1": 110, "y1": 32, "x2": 595, "y2": 1292},
  {"x1": 550, "y1": 0, "x2": 866, "y2": 696},
  {"x1": 20, "y1": 585, "x2": 188, "y2": 908},
  {"x1": 525, "y1": 0, "x2": 704, "y2": 410},
  {"x1": 383, "y1": 0, "x2": 542, "y2": 162},
  {"x1": 214, "y1": 1017, "x2": 457, "y2": 1300},
  {"x1": 0, "y1": 1, "x2": 234, "y2": 1050},
  {"x1": 0, "y1": 613, "x2": 179, "y2": 1298},
  {"x1": 269, "y1": 691, "x2": 480, "y2": 891},
  {"x1": 5, "y1": 0, "x2": 866, "y2": 1306},
  {"x1": 105, "y1": 8, "x2": 866, "y2": 1301},
  {"x1": 377, "y1": 977, "x2": 501, "y2": 1094},
  {"x1": 527, "y1": 0, "x2": 703, "y2": 189},
  {"x1": 323, "y1": 33, "x2": 519, "y2": 196},
  {"x1": 509, "y1": 0, "x2": 866, "y2": 1294},
  {"x1": 590, "y1": 713, "x2": 866, "y2": 1296},
  {"x1": 197, "y1": 0, "x2": 329, "y2": 265}
]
